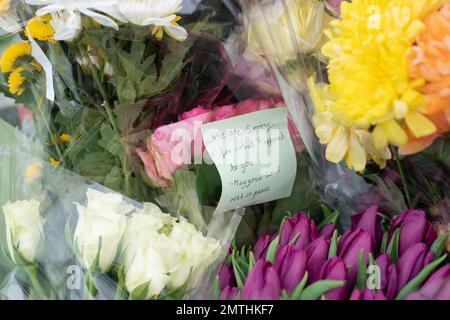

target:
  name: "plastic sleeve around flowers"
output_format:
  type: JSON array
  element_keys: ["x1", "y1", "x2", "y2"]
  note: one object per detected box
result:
[{"x1": 239, "y1": 0, "x2": 372, "y2": 228}]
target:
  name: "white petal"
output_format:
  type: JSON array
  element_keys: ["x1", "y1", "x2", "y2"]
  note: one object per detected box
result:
[
  {"x1": 164, "y1": 24, "x2": 188, "y2": 41},
  {"x1": 81, "y1": 9, "x2": 119, "y2": 30}
]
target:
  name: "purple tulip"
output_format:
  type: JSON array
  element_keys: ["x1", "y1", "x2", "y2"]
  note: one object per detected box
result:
[
  {"x1": 320, "y1": 224, "x2": 336, "y2": 239},
  {"x1": 397, "y1": 243, "x2": 434, "y2": 291},
  {"x1": 220, "y1": 286, "x2": 239, "y2": 300},
  {"x1": 390, "y1": 210, "x2": 437, "y2": 255},
  {"x1": 350, "y1": 288, "x2": 386, "y2": 300},
  {"x1": 375, "y1": 254, "x2": 398, "y2": 300},
  {"x1": 406, "y1": 265, "x2": 450, "y2": 300},
  {"x1": 241, "y1": 260, "x2": 281, "y2": 300},
  {"x1": 338, "y1": 230, "x2": 372, "y2": 286},
  {"x1": 351, "y1": 205, "x2": 383, "y2": 250},
  {"x1": 318, "y1": 257, "x2": 348, "y2": 300},
  {"x1": 280, "y1": 214, "x2": 319, "y2": 250},
  {"x1": 274, "y1": 245, "x2": 307, "y2": 294},
  {"x1": 306, "y1": 236, "x2": 330, "y2": 283},
  {"x1": 253, "y1": 235, "x2": 274, "y2": 260},
  {"x1": 219, "y1": 263, "x2": 236, "y2": 290}
]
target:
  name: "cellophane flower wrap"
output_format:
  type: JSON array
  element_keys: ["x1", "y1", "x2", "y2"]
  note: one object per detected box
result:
[
  {"x1": 0, "y1": 0, "x2": 266, "y2": 300},
  {"x1": 240, "y1": 0, "x2": 450, "y2": 227}
]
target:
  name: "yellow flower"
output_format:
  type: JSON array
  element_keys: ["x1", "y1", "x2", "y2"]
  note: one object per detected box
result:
[
  {"x1": 25, "y1": 14, "x2": 55, "y2": 42},
  {"x1": 59, "y1": 133, "x2": 71, "y2": 143},
  {"x1": 0, "y1": 0, "x2": 10, "y2": 14},
  {"x1": 25, "y1": 162, "x2": 43, "y2": 182},
  {"x1": 1, "y1": 42, "x2": 32, "y2": 73},
  {"x1": 310, "y1": 78, "x2": 391, "y2": 171},
  {"x1": 8, "y1": 66, "x2": 26, "y2": 95},
  {"x1": 49, "y1": 157, "x2": 60, "y2": 166},
  {"x1": 321, "y1": 0, "x2": 446, "y2": 147}
]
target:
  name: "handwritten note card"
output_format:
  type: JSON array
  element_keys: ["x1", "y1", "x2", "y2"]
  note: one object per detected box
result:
[{"x1": 202, "y1": 107, "x2": 297, "y2": 212}]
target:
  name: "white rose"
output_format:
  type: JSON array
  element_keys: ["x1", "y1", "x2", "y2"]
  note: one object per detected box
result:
[
  {"x1": 2, "y1": 199, "x2": 44, "y2": 264},
  {"x1": 74, "y1": 189, "x2": 132, "y2": 273},
  {"x1": 167, "y1": 220, "x2": 221, "y2": 290},
  {"x1": 124, "y1": 232, "x2": 172, "y2": 299}
]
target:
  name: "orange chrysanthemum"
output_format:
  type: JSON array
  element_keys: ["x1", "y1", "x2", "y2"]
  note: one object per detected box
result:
[{"x1": 402, "y1": 3, "x2": 450, "y2": 155}]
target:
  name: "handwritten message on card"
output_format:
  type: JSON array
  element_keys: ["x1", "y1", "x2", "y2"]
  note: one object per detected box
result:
[{"x1": 202, "y1": 107, "x2": 297, "y2": 212}]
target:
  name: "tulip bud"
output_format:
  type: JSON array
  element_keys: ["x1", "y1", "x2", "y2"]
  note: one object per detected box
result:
[
  {"x1": 350, "y1": 288, "x2": 386, "y2": 300},
  {"x1": 2, "y1": 199, "x2": 44, "y2": 264},
  {"x1": 406, "y1": 265, "x2": 450, "y2": 300},
  {"x1": 338, "y1": 230, "x2": 372, "y2": 286},
  {"x1": 219, "y1": 263, "x2": 236, "y2": 290},
  {"x1": 220, "y1": 286, "x2": 239, "y2": 300},
  {"x1": 320, "y1": 224, "x2": 336, "y2": 239},
  {"x1": 375, "y1": 254, "x2": 398, "y2": 300},
  {"x1": 318, "y1": 257, "x2": 348, "y2": 300},
  {"x1": 306, "y1": 236, "x2": 330, "y2": 282},
  {"x1": 253, "y1": 235, "x2": 274, "y2": 260},
  {"x1": 241, "y1": 260, "x2": 281, "y2": 300},
  {"x1": 275, "y1": 245, "x2": 307, "y2": 294},
  {"x1": 280, "y1": 213, "x2": 319, "y2": 250},
  {"x1": 351, "y1": 205, "x2": 382, "y2": 250},
  {"x1": 390, "y1": 210, "x2": 436, "y2": 255},
  {"x1": 397, "y1": 243, "x2": 434, "y2": 291}
]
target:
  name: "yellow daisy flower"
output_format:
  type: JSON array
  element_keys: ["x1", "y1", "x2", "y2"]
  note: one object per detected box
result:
[
  {"x1": 25, "y1": 14, "x2": 56, "y2": 42},
  {"x1": 59, "y1": 133, "x2": 71, "y2": 143},
  {"x1": 321, "y1": 0, "x2": 447, "y2": 148},
  {"x1": 8, "y1": 66, "x2": 26, "y2": 95},
  {"x1": 49, "y1": 157, "x2": 60, "y2": 166},
  {"x1": 1, "y1": 42, "x2": 32, "y2": 73}
]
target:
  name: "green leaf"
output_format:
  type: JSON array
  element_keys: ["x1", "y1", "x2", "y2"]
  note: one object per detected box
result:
[
  {"x1": 318, "y1": 211, "x2": 339, "y2": 230},
  {"x1": 266, "y1": 235, "x2": 280, "y2": 264},
  {"x1": 290, "y1": 272, "x2": 308, "y2": 300},
  {"x1": 130, "y1": 282, "x2": 149, "y2": 300},
  {"x1": 356, "y1": 250, "x2": 368, "y2": 290},
  {"x1": 387, "y1": 228, "x2": 401, "y2": 263},
  {"x1": 328, "y1": 230, "x2": 339, "y2": 259},
  {"x1": 300, "y1": 280, "x2": 345, "y2": 300},
  {"x1": 380, "y1": 231, "x2": 389, "y2": 254},
  {"x1": 431, "y1": 233, "x2": 449, "y2": 258},
  {"x1": 396, "y1": 254, "x2": 448, "y2": 300},
  {"x1": 321, "y1": 204, "x2": 334, "y2": 218},
  {"x1": 231, "y1": 251, "x2": 246, "y2": 290}
]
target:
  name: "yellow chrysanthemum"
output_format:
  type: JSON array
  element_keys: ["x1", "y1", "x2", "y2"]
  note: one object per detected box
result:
[
  {"x1": 25, "y1": 14, "x2": 55, "y2": 42},
  {"x1": 310, "y1": 78, "x2": 391, "y2": 171},
  {"x1": 25, "y1": 162, "x2": 43, "y2": 182},
  {"x1": 0, "y1": 0, "x2": 10, "y2": 14},
  {"x1": 1, "y1": 42, "x2": 32, "y2": 73},
  {"x1": 8, "y1": 66, "x2": 26, "y2": 95},
  {"x1": 322, "y1": 0, "x2": 447, "y2": 148},
  {"x1": 59, "y1": 133, "x2": 71, "y2": 143}
]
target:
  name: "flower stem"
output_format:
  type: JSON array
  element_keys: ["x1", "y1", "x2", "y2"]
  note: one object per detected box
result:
[
  {"x1": 25, "y1": 264, "x2": 47, "y2": 299},
  {"x1": 395, "y1": 149, "x2": 412, "y2": 209}
]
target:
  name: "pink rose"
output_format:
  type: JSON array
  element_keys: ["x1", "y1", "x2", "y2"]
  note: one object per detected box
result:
[
  {"x1": 179, "y1": 106, "x2": 210, "y2": 121},
  {"x1": 213, "y1": 105, "x2": 236, "y2": 121}
]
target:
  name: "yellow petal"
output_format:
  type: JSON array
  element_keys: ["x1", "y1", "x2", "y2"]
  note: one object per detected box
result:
[
  {"x1": 373, "y1": 125, "x2": 389, "y2": 150},
  {"x1": 379, "y1": 120, "x2": 408, "y2": 146},
  {"x1": 346, "y1": 132, "x2": 367, "y2": 172},
  {"x1": 405, "y1": 112, "x2": 437, "y2": 138},
  {"x1": 325, "y1": 127, "x2": 349, "y2": 164}
]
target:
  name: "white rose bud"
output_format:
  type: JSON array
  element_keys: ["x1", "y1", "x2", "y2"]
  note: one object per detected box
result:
[
  {"x1": 2, "y1": 199, "x2": 44, "y2": 264},
  {"x1": 74, "y1": 189, "x2": 132, "y2": 273}
]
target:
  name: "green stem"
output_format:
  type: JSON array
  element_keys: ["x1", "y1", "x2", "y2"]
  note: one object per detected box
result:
[
  {"x1": 84, "y1": 50, "x2": 131, "y2": 197},
  {"x1": 395, "y1": 149, "x2": 412, "y2": 209},
  {"x1": 25, "y1": 264, "x2": 47, "y2": 299}
]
